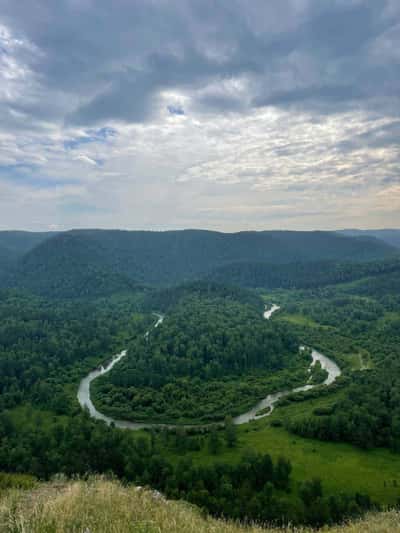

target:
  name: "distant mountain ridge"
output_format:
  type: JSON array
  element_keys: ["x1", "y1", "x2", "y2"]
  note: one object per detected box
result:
[
  {"x1": 338, "y1": 229, "x2": 400, "y2": 249},
  {"x1": 0, "y1": 231, "x2": 55, "y2": 277},
  {"x1": 0, "y1": 231, "x2": 55, "y2": 258},
  {"x1": 0, "y1": 228, "x2": 397, "y2": 297},
  {"x1": 206, "y1": 257, "x2": 400, "y2": 290}
]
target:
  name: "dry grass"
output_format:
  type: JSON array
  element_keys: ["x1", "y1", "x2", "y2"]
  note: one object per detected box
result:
[{"x1": 0, "y1": 477, "x2": 399, "y2": 533}]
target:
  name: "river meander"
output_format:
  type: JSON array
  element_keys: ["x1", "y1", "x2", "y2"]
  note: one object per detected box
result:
[{"x1": 77, "y1": 305, "x2": 341, "y2": 430}]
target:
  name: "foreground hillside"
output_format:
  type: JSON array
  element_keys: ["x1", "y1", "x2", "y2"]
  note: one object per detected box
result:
[{"x1": 1, "y1": 478, "x2": 399, "y2": 533}]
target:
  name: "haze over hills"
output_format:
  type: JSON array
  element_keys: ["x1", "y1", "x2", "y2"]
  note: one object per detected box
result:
[
  {"x1": 0, "y1": 231, "x2": 56, "y2": 258},
  {"x1": 0, "y1": 231, "x2": 56, "y2": 275},
  {"x1": 337, "y1": 229, "x2": 400, "y2": 249},
  {"x1": 0, "y1": 228, "x2": 398, "y2": 298}
]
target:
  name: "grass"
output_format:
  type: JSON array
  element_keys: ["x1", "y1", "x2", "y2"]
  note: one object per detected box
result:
[
  {"x1": 344, "y1": 350, "x2": 373, "y2": 370},
  {"x1": 277, "y1": 313, "x2": 323, "y2": 328},
  {"x1": 1, "y1": 477, "x2": 400, "y2": 533},
  {"x1": 165, "y1": 391, "x2": 400, "y2": 507}
]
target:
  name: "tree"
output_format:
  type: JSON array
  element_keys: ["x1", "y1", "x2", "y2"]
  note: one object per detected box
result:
[
  {"x1": 274, "y1": 456, "x2": 292, "y2": 490},
  {"x1": 300, "y1": 478, "x2": 323, "y2": 507},
  {"x1": 224, "y1": 416, "x2": 238, "y2": 448},
  {"x1": 208, "y1": 428, "x2": 221, "y2": 455}
]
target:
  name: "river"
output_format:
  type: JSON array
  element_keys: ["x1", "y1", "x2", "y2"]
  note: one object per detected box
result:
[{"x1": 77, "y1": 305, "x2": 341, "y2": 430}]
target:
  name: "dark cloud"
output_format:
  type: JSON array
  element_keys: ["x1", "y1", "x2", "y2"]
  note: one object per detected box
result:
[{"x1": 0, "y1": 0, "x2": 398, "y2": 125}]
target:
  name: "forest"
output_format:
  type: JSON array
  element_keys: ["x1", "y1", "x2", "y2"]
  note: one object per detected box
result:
[
  {"x1": 92, "y1": 292, "x2": 306, "y2": 423},
  {"x1": 0, "y1": 289, "x2": 149, "y2": 414},
  {"x1": 0, "y1": 408, "x2": 376, "y2": 527},
  {"x1": 271, "y1": 267, "x2": 400, "y2": 452},
  {"x1": 0, "y1": 229, "x2": 397, "y2": 297},
  {"x1": 0, "y1": 233, "x2": 400, "y2": 526}
]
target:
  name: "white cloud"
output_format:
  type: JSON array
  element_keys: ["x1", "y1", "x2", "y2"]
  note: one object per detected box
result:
[{"x1": 73, "y1": 154, "x2": 98, "y2": 166}]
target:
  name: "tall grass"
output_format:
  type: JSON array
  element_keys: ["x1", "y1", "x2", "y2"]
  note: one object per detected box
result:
[{"x1": 0, "y1": 477, "x2": 399, "y2": 533}]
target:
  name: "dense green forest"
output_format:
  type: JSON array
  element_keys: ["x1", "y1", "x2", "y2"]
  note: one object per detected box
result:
[
  {"x1": 269, "y1": 268, "x2": 400, "y2": 452},
  {"x1": 0, "y1": 290, "x2": 148, "y2": 413},
  {"x1": 92, "y1": 292, "x2": 306, "y2": 423},
  {"x1": 142, "y1": 280, "x2": 264, "y2": 312},
  {"x1": 0, "y1": 232, "x2": 53, "y2": 278},
  {"x1": 0, "y1": 408, "x2": 376, "y2": 527},
  {"x1": 1, "y1": 229, "x2": 400, "y2": 527},
  {"x1": 0, "y1": 229, "x2": 397, "y2": 298},
  {"x1": 338, "y1": 229, "x2": 400, "y2": 249},
  {"x1": 207, "y1": 257, "x2": 400, "y2": 290},
  {"x1": 0, "y1": 282, "x2": 376, "y2": 526},
  {"x1": 0, "y1": 231, "x2": 53, "y2": 260}
]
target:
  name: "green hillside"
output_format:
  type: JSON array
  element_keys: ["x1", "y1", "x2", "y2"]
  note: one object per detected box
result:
[
  {"x1": 2, "y1": 229, "x2": 397, "y2": 298},
  {"x1": 0, "y1": 231, "x2": 54, "y2": 261},
  {"x1": 206, "y1": 258, "x2": 400, "y2": 290},
  {"x1": 338, "y1": 229, "x2": 400, "y2": 249}
]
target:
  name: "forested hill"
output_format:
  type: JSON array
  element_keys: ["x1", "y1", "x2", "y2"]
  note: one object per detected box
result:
[
  {"x1": 0, "y1": 231, "x2": 138, "y2": 299},
  {"x1": 0, "y1": 229, "x2": 397, "y2": 297},
  {"x1": 206, "y1": 258, "x2": 400, "y2": 290},
  {"x1": 0, "y1": 231, "x2": 53, "y2": 276},
  {"x1": 0, "y1": 231, "x2": 54, "y2": 261},
  {"x1": 92, "y1": 290, "x2": 300, "y2": 423},
  {"x1": 338, "y1": 229, "x2": 400, "y2": 249},
  {"x1": 142, "y1": 280, "x2": 264, "y2": 312}
]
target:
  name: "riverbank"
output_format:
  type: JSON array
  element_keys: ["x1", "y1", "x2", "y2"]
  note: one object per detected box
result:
[{"x1": 77, "y1": 305, "x2": 341, "y2": 430}]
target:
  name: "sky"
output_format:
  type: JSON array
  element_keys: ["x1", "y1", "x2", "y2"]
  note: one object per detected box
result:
[{"x1": 0, "y1": 0, "x2": 399, "y2": 232}]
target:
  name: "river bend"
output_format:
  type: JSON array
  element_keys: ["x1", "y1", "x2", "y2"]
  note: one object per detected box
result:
[{"x1": 77, "y1": 305, "x2": 341, "y2": 430}]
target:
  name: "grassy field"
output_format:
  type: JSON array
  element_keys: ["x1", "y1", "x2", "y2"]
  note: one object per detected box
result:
[
  {"x1": 277, "y1": 313, "x2": 324, "y2": 328},
  {"x1": 165, "y1": 391, "x2": 400, "y2": 507}
]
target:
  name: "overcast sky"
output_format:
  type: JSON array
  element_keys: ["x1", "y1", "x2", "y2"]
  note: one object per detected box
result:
[{"x1": 0, "y1": 0, "x2": 399, "y2": 231}]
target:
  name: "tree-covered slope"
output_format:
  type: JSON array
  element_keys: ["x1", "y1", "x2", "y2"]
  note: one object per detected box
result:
[
  {"x1": 3, "y1": 232, "x2": 139, "y2": 298},
  {"x1": 142, "y1": 280, "x2": 264, "y2": 312},
  {"x1": 0, "y1": 231, "x2": 54, "y2": 282},
  {"x1": 274, "y1": 267, "x2": 400, "y2": 452},
  {"x1": 0, "y1": 289, "x2": 146, "y2": 413},
  {"x1": 0, "y1": 245, "x2": 14, "y2": 276},
  {"x1": 338, "y1": 229, "x2": 400, "y2": 249},
  {"x1": 206, "y1": 258, "x2": 400, "y2": 290},
  {"x1": 0, "y1": 231, "x2": 54, "y2": 258},
  {"x1": 92, "y1": 290, "x2": 305, "y2": 423},
  {"x1": 5, "y1": 229, "x2": 397, "y2": 296}
]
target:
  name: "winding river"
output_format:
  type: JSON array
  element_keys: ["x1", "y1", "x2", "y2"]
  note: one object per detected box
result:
[
  {"x1": 77, "y1": 314, "x2": 164, "y2": 430},
  {"x1": 77, "y1": 305, "x2": 341, "y2": 430}
]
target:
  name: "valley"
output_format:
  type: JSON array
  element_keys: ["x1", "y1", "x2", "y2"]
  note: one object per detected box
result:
[
  {"x1": 0, "y1": 229, "x2": 400, "y2": 527},
  {"x1": 79, "y1": 304, "x2": 341, "y2": 429}
]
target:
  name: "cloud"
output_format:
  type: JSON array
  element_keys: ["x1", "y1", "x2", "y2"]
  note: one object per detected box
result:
[
  {"x1": 73, "y1": 155, "x2": 98, "y2": 166},
  {"x1": 167, "y1": 105, "x2": 185, "y2": 116},
  {"x1": 1, "y1": 0, "x2": 398, "y2": 124},
  {"x1": 0, "y1": 1, "x2": 399, "y2": 230}
]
